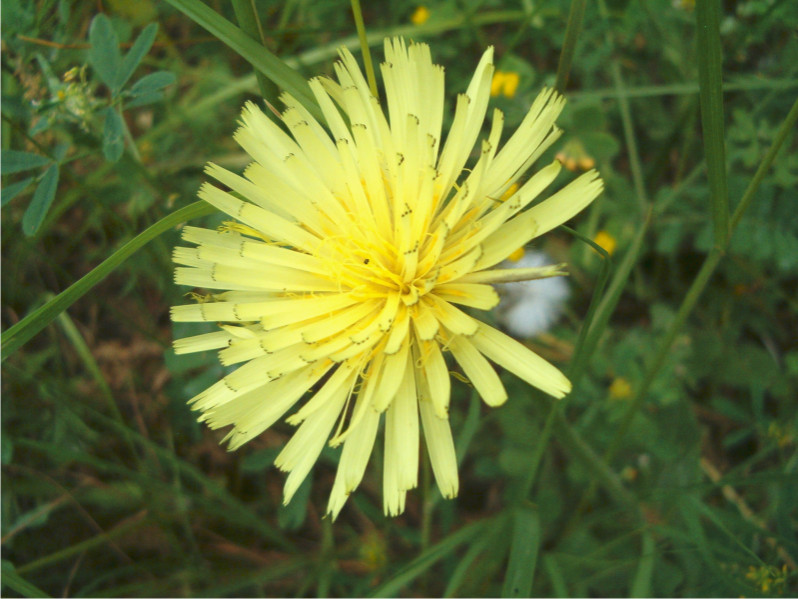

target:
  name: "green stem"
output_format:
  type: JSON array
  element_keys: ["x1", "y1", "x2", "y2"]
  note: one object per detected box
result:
[
  {"x1": 119, "y1": 105, "x2": 142, "y2": 163},
  {"x1": 555, "y1": 0, "x2": 587, "y2": 93},
  {"x1": 2, "y1": 201, "x2": 216, "y2": 360},
  {"x1": 696, "y1": 0, "x2": 730, "y2": 247},
  {"x1": 350, "y1": 0, "x2": 379, "y2": 99},
  {"x1": 575, "y1": 206, "x2": 653, "y2": 386}
]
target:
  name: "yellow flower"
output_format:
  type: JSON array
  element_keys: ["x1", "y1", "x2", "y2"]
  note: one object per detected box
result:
[
  {"x1": 594, "y1": 230, "x2": 617, "y2": 256},
  {"x1": 172, "y1": 38, "x2": 603, "y2": 519},
  {"x1": 609, "y1": 376, "x2": 633, "y2": 399},
  {"x1": 410, "y1": 6, "x2": 430, "y2": 25},
  {"x1": 490, "y1": 71, "x2": 520, "y2": 98}
]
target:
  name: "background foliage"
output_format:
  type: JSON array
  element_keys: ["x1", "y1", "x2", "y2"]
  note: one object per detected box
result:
[{"x1": 2, "y1": 0, "x2": 797, "y2": 596}]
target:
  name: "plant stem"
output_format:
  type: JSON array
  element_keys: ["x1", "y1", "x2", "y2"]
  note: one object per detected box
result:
[
  {"x1": 555, "y1": 0, "x2": 587, "y2": 93},
  {"x1": 696, "y1": 0, "x2": 730, "y2": 247}
]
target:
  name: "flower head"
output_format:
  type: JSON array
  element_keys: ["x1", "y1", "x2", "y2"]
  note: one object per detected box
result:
[{"x1": 172, "y1": 38, "x2": 603, "y2": 518}]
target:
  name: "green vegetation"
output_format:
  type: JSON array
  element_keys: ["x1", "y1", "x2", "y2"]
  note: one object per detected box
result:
[{"x1": 2, "y1": 0, "x2": 796, "y2": 596}]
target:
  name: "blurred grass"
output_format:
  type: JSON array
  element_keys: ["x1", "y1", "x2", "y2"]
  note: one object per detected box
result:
[{"x1": 2, "y1": 0, "x2": 798, "y2": 597}]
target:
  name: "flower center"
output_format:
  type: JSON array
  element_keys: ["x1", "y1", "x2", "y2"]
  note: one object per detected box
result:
[{"x1": 319, "y1": 231, "x2": 430, "y2": 305}]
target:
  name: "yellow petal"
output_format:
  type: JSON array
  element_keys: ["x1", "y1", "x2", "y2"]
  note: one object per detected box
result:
[
  {"x1": 418, "y1": 388, "x2": 458, "y2": 499},
  {"x1": 448, "y1": 335, "x2": 507, "y2": 407},
  {"x1": 471, "y1": 324, "x2": 571, "y2": 398}
]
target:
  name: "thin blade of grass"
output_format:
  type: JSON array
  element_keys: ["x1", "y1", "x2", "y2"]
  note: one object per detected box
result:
[
  {"x1": 230, "y1": 0, "x2": 278, "y2": 103},
  {"x1": 629, "y1": 531, "x2": 655, "y2": 598},
  {"x1": 16, "y1": 511, "x2": 147, "y2": 575},
  {"x1": 501, "y1": 504, "x2": 541, "y2": 598},
  {"x1": 1, "y1": 561, "x2": 52, "y2": 598},
  {"x1": 554, "y1": 0, "x2": 587, "y2": 92},
  {"x1": 369, "y1": 519, "x2": 490, "y2": 597},
  {"x1": 542, "y1": 554, "x2": 570, "y2": 597},
  {"x1": 350, "y1": 0, "x2": 379, "y2": 98},
  {"x1": 443, "y1": 520, "x2": 506, "y2": 597},
  {"x1": 696, "y1": 0, "x2": 730, "y2": 247},
  {"x1": 162, "y1": 0, "x2": 322, "y2": 122},
  {"x1": 1, "y1": 201, "x2": 215, "y2": 360}
]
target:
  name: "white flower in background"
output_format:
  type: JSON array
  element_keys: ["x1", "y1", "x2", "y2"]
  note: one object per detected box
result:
[{"x1": 497, "y1": 250, "x2": 570, "y2": 338}]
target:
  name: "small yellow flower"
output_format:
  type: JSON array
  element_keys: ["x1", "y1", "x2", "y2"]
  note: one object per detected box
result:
[
  {"x1": 490, "y1": 71, "x2": 520, "y2": 98},
  {"x1": 410, "y1": 6, "x2": 430, "y2": 25},
  {"x1": 609, "y1": 377, "x2": 633, "y2": 400},
  {"x1": 172, "y1": 38, "x2": 602, "y2": 519},
  {"x1": 745, "y1": 564, "x2": 788, "y2": 595},
  {"x1": 593, "y1": 230, "x2": 617, "y2": 256}
]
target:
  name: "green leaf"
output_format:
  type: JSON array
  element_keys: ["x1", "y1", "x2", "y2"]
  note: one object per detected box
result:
[
  {"x1": 116, "y1": 22, "x2": 158, "y2": 91},
  {"x1": 501, "y1": 505, "x2": 541, "y2": 598},
  {"x1": 125, "y1": 91, "x2": 164, "y2": 109},
  {"x1": 1, "y1": 150, "x2": 51, "y2": 174},
  {"x1": 2, "y1": 201, "x2": 216, "y2": 359},
  {"x1": 2, "y1": 177, "x2": 34, "y2": 206},
  {"x1": 89, "y1": 14, "x2": 122, "y2": 91},
  {"x1": 1, "y1": 561, "x2": 51, "y2": 598},
  {"x1": 102, "y1": 107, "x2": 125, "y2": 162},
  {"x1": 129, "y1": 71, "x2": 176, "y2": 96},
  {"x1": 22, "y1": 164, "x2": 59, "y2": 236},
  {"x1": 161, "y1": 0, "x2": 323, "y2": 123}
]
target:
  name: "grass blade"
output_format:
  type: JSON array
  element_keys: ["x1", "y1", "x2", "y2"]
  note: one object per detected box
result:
[
  {"x1": 162, "y1": 0, "x2": 322, "y2": 122},
  {"x1": 369, "y1": 519, "x2": 489, "y2": 597},
  {"x1": 501, "y1": 504, "x2": 541, "y2": 598},
  {"x1": 231, "y1": 0, "x2": 278, "y2": 103},
  {"x1": 1, "y1": 561, "x2": 52, "y2": 598},
  {"x1": 350, "y1": 0, "x2": 379, "y2": 98},
  {"x1": 696, "y1": 0, "x2": 729, "y2": 247},
  {"x1": 554, "y1": 0, "x2": 587, "y2": 92},
  {"x1": 2, "y1": 201, "x2": 216, "y2": 360},
  {"x1": 629, "y1": 531, "x2": 655, "y2": 598}
]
